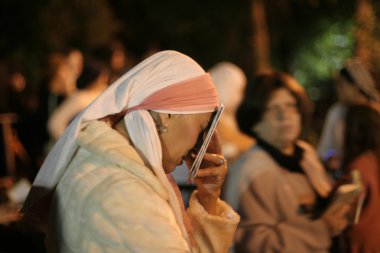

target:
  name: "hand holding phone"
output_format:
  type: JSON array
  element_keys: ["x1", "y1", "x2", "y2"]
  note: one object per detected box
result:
[{"x1": 188, "y1": 104, "x2": 224, "y2": 178}]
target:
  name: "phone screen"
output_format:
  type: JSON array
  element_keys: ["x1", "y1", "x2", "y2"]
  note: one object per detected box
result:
[{"x1": 189, "y1": 104, "x2": 224, "y2": 178}]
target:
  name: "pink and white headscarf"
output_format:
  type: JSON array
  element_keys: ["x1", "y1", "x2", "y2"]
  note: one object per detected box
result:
[{"x1": 24, "y1": 50, "x2": 219, "y2": 247}]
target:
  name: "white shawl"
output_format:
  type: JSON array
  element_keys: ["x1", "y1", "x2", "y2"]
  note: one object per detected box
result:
[{"x1": 24, "y1": 50, "x2": 217, "y2": 249}]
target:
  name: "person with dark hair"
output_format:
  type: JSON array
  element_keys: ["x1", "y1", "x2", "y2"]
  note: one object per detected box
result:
[
  {"x1": 318, "y1": 59, "x2": 380, "y2": 171},
  {"x1": 224, "y1": 71, "x2": 350, "y2": 253},
  {"x1": 341, "y1": 104, "x2": 380, "y2": 253}
]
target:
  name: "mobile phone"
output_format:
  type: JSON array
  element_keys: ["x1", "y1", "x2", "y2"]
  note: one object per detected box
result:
[{"x1": 189, "y1": 104, "x2": 224, "y2": 178}]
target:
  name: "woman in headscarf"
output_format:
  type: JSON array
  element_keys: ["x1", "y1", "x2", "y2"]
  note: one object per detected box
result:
[
  {"x1": 224, "y1": 71, "x2": 350, "y2": 253},
  {"x1": 23, "y1": 50, "x2": 239, "y2": 253}
]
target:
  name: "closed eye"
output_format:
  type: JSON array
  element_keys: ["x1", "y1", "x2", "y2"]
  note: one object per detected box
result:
[{"x1": 192, "y1": 109, "x2": 217, "y2": 152}]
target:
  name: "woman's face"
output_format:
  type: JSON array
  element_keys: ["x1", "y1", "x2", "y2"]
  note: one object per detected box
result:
[
  {"x1": 158, "y1": 112, "x2": 213, "y2": 173},
  {"x1": 253, "y1": 88, "x2": 301, "y2": 153}
]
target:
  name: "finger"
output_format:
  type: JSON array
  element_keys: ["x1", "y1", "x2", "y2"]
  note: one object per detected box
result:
[
  {"x1": 206, "y1": 130, "x2": 222, "y2": 154},
  {"x1": 196, "y1": 166, "x2": 226, "y2": 178},
  {"x1": 197, "y1": 156, "x2": 227, "y2": 177},
  {"x1": 202, "y1": 153, "x2": 227, "y2": 166},
  {"x1": 194, "y1": 175, "x2": 222, "y2": 185},
  {"x1": 183, "y1": 150, "x2": 197, "y2": 168}
]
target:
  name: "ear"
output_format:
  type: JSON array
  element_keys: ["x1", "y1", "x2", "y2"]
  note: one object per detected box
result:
[
  {"x1": 157, "y1": 113, "x2": 172, "y2": 129},
  {"x1": 150, "y1": 111, "x2": 169, "y2": 134}
]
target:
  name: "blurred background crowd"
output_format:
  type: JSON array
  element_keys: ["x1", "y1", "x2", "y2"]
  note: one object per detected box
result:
[{"x1": 1, "y1": 0, "x2": 380, "y2": 252}]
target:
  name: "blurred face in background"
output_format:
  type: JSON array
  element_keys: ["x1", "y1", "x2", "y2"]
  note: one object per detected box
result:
[
  {"x1": 67, "y1": 49, "x2": 84, "y2": 79},
  {"x1": 49, "y1": 54, "x2": 78, "y2": 96},
  {"x1": 253, "y1": 88, "x2": 301, "y2": 154}
]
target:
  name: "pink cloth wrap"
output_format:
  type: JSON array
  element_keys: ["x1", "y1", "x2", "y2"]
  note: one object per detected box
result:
[{"x1": 126, "y1": 73, "x2": 219, "y2": 113}]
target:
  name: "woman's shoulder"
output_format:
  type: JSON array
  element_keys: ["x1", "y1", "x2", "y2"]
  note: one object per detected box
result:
[
  {"x1": 59, "y1": 149, "x2": 169, "y2": 215},
  {"x1": 231, "y1": 144, "x2": 281, "y2": 178},
  {"x1": 349, "y1": 151, "x2": 378, "y2": 172},
  {"x1": 224, "y1": 145, "x2": 283, "y2": 208},
  {"x1": 78, "y1": 120, "x2": 145, "y2": 164},
  {"x1": 235, "y1": 144, "x2": 271, "y2": 162}
]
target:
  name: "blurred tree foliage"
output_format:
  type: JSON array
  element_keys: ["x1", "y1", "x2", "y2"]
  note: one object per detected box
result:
[
  {"x1": 356, "y1": 0, "x2": 380, "y2": 87},
  {"x1": 39, "y1": 0, "x2": 119, "y2": 51},
  {"x1": 0, "y1": 0, "x2": 46, "y2": 86},
  {"x1": 0, "y1": 0, "x2": 379, "y2": 104},
  {"x1": 291, "y1": 21, "x2": 354, "y2": 97},
  {"x1": 266, "y1": 0, "x2": 356, "y2": 92},
  {"x1": 0, "y1": 0, "x2": 119, "y2": 87},
  {"x1": 108, "y1": 0, "x2": 253, "y2": 70}
]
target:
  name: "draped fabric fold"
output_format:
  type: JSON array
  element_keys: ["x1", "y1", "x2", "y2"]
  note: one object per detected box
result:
[{"x1": 23, "y1": 50, "x2": 219, "y2": 249}]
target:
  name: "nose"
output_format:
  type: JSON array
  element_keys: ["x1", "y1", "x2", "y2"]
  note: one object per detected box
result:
[
  {"x1": 275, "y1": 104, "x2": 298, "y2": 119},
  {"x1": 276, "y1": 106, "x2": 289, "y2": 117}
]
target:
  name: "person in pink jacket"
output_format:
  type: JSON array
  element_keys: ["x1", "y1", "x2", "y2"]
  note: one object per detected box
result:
[{"x1": 342, "y1": 104, "x2": 380, "y2": 253}]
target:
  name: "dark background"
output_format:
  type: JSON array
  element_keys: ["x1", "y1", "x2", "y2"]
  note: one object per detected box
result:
[{"x1": 1, "y1": 0, "x2": 380, "y2": 138}]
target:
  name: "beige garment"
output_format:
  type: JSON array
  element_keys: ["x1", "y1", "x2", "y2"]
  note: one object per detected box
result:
[
  {"x1": 224, "y1": 145, "x2": 331, "y2": 253},
  {"x1": 46, "y1": 120, "x2": 239, "y2": 253}
]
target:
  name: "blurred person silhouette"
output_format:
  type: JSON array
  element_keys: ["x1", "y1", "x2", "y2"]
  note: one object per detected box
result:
[
  {"x1": 224, "y1": 71, "x2": 350, "y2": 253},
  {"x1": 0, "y1": 63, "x2": 45, "y2": 253},
  {"x1": 0, "y1": 61, "x2": 7, "y2": 112},
  {"x1": 171, "y1": 62, "x2": 255, "y2": 205},
  {"x1": 340, "y1": 104, "x2": 380, "y2": 253},
  {"x1": 209, "y1": 62, "x2": 254, "y2": 163},
  {"x1": 34, "y1": 50, "x2": 83, "y2": 169},
  {"x1": 108, "y1": 39, "x2": 133, "y2": 83},
  {"x1": 47, "y1": 58, "x2": 109, "y2": 141},
  {"x1": 2, "y1": 63, "x2": 29, "y2": 113},
  {"x1": 7, "y1": 64, "x2": 33, "y2": 153},
  {"x1": 45, "y1": 50, "x2": 82, "y2": 110},
  {"x1": 91, "y1": 39, "x2": 133, "y2": 84},
  {"x1": 1, "y1": 62, "x2": 38, "y2": 181},
  {"x1": 172, "y1": 62, "x2": 253, "y2": 205},
  {"x1": 318, "y1": 59, "x2": 380, "y2": 173},
  {"x1": 23, "y1": 50, "x2": 239, "y2": 252},
  {"x1": 66, "y1": 48, "x2": 84, "y2": 84}
]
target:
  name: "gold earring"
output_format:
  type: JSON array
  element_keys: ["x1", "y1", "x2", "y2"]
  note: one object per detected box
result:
[
  {"x1": 156, "y1": 122, "x2": 168, "y2": 133},
  {"x1": 149, "y1": 111, "x2": 169, "y2": 134}
]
